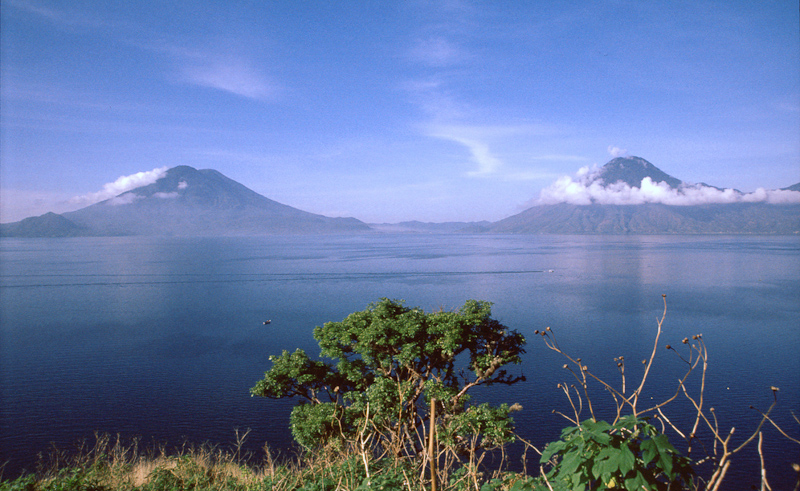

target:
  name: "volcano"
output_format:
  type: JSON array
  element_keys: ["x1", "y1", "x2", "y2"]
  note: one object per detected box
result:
[
  {"x1": 1, "y1": 166, "x2": 370, "y2": 237},
  {"x1": 471, "y1": 157, "x2": 800, "y2": 234}
]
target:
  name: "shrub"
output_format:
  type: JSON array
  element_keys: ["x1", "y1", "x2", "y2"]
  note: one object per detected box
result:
[{"x1": 540, "y1": 415, "x2": 693, "y2": 490}]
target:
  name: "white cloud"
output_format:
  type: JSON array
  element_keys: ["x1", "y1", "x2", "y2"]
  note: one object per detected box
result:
[
  {"x1": 776, "y1": 100, "x2": 800, "y2": 114},
  {"x1": 70, "y1": 167, "x2": 168, "y2": 207},
  {"x1": 607, "y1": 145, "x2": 629, "y2": 158},
  {"x1": 153, "y1": 191, "x2": 180, "y2": 199},
  {"x1": 151, "y1": 180, "x2": 187, "y2": 199},
  {"x1": 181, "y1": 57, "x2": 277, "y2": 101},
  {"x1": 108, "y1": 193, "x2": 141, "y2": 206},
  {"x1": 426, "y1": 126, "x2": 503, "y2": 176},
  {"x1": 537, "y1": 169, "x2": 800, "y2": 206},
  {"x1": 452, "y1": 137, "x2": 502, "y2": 176},
  {"x1": 401, "y1": 76, "x2": 470, "y2": 122},
  {"x1": 426, "y1": 123, "x2": 560, "y2": 177},
  {"x1": 741, "y1": 188, "x2": 800, "y2": 204},
  {"x1": 6, "y1": 0, "x2": 110, "y2": 29},
  {"x1": 408, "y1": 37, "x2": 465, "y2": 67},
  {"x1": 7, "y1": 0, "x2": 68, "y2": 23},
  {"x1": 142, "y1": 37, "x2": 278, "y2": 102}
]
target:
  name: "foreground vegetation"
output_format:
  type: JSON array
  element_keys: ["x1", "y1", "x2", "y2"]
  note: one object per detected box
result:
[{"x1": 3, "y1": 297, "x2": 799, "y2": 490}]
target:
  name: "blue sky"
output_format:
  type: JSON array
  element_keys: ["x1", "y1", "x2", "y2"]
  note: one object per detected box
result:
[{"x1": 1, "y1": 0, "x2": 798, "y2": 223}]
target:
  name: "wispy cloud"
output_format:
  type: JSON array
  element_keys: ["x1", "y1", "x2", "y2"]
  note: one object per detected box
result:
[
  {"x1": 426, "y1": 123, "x2": 563, "y2": 178},
  {"x1": 108, "y1": 193, "x2": 141, "y2": 206},
  {"x1": 775, "y1": 99, "x2": 800, "y2": 114},
  {"x1": 536, "y1": 166, "x2": 800, "y2": 206},
  {"x1": 426, "y1": 125, "x2": 501, "y2": 176},
  {"x1": 402, "y1": 4, "x2": 572, "y2": 182},
  {"x1": 408, "y1": 37, "x2": 466, "y2": 67},
  {"x1": 400, "y1": 75, "x2": 472, "y2": 123},
  {"x1": 400, "y1": 1, "x2": 479, "y2": 119},
  {"x1": 7, "y1": 0, "x2": 67, "y2": 23},
  {"x1": 153, "y1": 191, "x2": 180, "y2": 199},
  {"x1": 138, "y1": 35, "x2": 281, "y2": 101},
  {"x1": 179, "y1": 56, "x2": 278, "y2": 101},
  {"x1": 5, "y1": 0, "x2": 110, "y2": 29},
  {"x1": 607, "y1": 145, "x2": 629, "y2": 158},
  {"x1": 456, "y1": 137, "x2": 502, "y2": 176},
  {"x1": 8, "y1": 1, "x2": 279, "y2": 103},
  {"x1": 69, "y1": 167, "x2": 168, "y2": 207}
]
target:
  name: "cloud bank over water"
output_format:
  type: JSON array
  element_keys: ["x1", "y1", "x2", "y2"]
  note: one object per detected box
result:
[{"x1": 537, "y1": 166, "x2": 800, "y2": 206}]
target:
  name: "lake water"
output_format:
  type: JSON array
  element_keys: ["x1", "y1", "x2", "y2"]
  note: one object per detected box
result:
[{"x1": 1, "y1": 235, "x2": 799, "y2": 488}]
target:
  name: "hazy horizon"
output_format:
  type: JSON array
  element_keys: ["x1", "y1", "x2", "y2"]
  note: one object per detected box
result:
[
  {"x1": 4, "y1": 157, "x2": 800, "y2": 226},
  {"x1": 2, "y1": 1, "x2": 799, "y2": 223}
]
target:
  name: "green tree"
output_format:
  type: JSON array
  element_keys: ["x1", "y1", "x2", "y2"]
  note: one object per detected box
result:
[{"x1": 251, "y1": 298, "x2": 526, "y2": 461}]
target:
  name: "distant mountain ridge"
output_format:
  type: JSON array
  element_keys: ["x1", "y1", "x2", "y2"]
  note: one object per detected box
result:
[
  {"x1": 368, "y1": 220, "x2": 491, "y2": 233},
  {"x1": 469, "y1": 202, "x2": 800, "y2": 235},
  {"x1": 1, "y1": 166, "x2": 370, "y2": 237},
  {"x1": 1, "y1": 212, "x2": 87, "y2": 238},
  {"x1": 2, "y1": 159, "x2": 798, "y2": 237},
  {"x1": 478, "y1": 156, "x2": 800, "y2": 234}
]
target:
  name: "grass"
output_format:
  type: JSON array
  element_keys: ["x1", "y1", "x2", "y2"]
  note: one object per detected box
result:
[{"x1": 0, "y1": 432, "x2": 436, "y2": 491}]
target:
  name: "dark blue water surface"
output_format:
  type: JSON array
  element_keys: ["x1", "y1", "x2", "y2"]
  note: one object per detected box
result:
[{"x1": 1, "y1": 235, "x2": 799, "y2": 488}]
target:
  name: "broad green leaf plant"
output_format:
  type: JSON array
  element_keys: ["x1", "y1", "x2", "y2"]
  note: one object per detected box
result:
[
  {"x1": 540, "y1": 416, "x2": 693, "y2": 490},
  {"x1": 534, "y1": 295, "x2": 799, "y2": 491}
]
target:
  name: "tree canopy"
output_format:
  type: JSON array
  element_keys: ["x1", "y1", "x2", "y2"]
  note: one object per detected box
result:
[{"x1": 251, "y1": 298, "x2": 527, "y2": 458}]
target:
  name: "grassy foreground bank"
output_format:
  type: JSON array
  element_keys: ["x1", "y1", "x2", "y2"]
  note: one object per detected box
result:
[{"x1": 0, "y1": 432, "x2": 536, "y2": 491}]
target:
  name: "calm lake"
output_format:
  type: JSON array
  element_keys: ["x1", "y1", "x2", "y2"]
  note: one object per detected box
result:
[{"x1": 1, "y1": 234, "x2": 798, "y2": 488}]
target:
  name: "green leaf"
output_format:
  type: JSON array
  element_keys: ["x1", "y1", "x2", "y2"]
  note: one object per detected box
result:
[
  {"x1": 582, "y1": 419, "x2": 612, "y2": 445},
  {"x1": 570, "y1": 471, "x2": 585, "y2": 490},
  {"x1": 623, "y1": 471, "x2": 651, "y2": 491},
  {"x1": 652, "y1": 433, "x2": 676, "y2": 454},
  {"x1": 559, "y1": 452, "x2": 582, "y2": 476},
  {"x1": 640, "y1": 438, "x2": 657, "y2": 465},
  {"x1": 583, "y1": 419, "x2": 613, "y2": 433},
  {"x1": 614, "y1": 443, "x2": 635, "y2": 476},
  {"x1": 650, "y1": 433, "x2": 677, "y2": 477},
  {"x1": 541, "y1": 440, "x2": 566, "y2": 462},
  {"x1": 591, "y1": 447, "x2": 618, "y2": 480}
]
